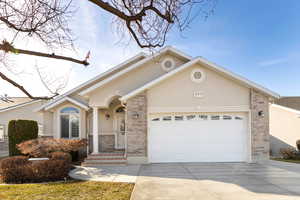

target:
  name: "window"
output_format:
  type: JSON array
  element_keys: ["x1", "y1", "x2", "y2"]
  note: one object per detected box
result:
[
  {"x1": 199, "y1": 115, "x2": 208, "y2": 120},
  {"x1": 38, "y1": 124, "x2": 44, "y2": 136},
  {"x1": 162, "y1": 116, "x2": 172, "y2": 121},
  {"x1": 175, "y1": 116, "x2": 184, "y2": 121},
  {"x1": 60, "y1": 107, "x2": 80, "y2": 139},
  {"x1": 191, "y1": 69, "x2": 205, "y2": 83},
  {"x1": 151, "y1": 118, "x2": 160, "y2": 121},
  {"x1": 186, "y1": 115, "x2": 196, "y2": 120},
  {"x1": 116, "y1": 106, "x2": 125, "y2": 113},
  {"x1": 223, "y1": 115, "x2": 232, "y2": 120},
  {"x1": 235, "y1": 116, "x2": 243, "y2": 120},
  {"x1": 211, "y1": 115, "x2": 220, "y2": 120},
  {"x1": 0, "y1": 125, "x2": 5, "y2": 141}
]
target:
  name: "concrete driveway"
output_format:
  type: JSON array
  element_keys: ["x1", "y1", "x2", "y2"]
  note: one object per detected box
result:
[{"x1": 131, "y1": 161, "x2": 300, "y2": 200}]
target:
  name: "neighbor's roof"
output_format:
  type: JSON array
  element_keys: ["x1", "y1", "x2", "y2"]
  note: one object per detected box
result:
[
  {"x1": 0, "y1": 98, "x2": 41, "y2": 113},
  {"x1": 0, "y1": 97, "x2": 31, "y2": 109}
]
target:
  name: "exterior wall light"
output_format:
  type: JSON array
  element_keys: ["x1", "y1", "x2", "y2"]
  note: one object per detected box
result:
[
  {"x1": 105, "y1": 113, "x2": 110, "y2": 120},
  {"x1": 132, "y1": 112, "x2": 139, "y2": 119},
  {"x1": 258, "y1": 111, "x2": 264, "y2": 117}
]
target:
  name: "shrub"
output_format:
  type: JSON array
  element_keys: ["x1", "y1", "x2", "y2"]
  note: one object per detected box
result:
[
  {"x1": 280, "y1": 147, "x2": 299, "y2": 159},
  {"x1": 0, "y1": 156, "x2": 70, "y2": 183},
  {"x1": 17, "y1": 138, "x2": 87, "y2": 157},
  {"x1": 297, "y1": 140, "x2": 300, "y2": 152},
  {"x1": 49, "y1": 152, "x2": 72, "y2": 163},
  {"x1": 8, "y1": 120, "x2": 38, "y2": 156}
]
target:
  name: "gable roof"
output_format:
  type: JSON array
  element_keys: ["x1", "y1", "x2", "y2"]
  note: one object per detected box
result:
[
  {"x1": 36, "y1": 52, "x2": 147, "y2": 111},
  {"x1": 120, "y1": 57, "x2": 280, "y2": 102},
  {"x1": 43, "y1": 97, "x2": 89, "y2": 111},
  {"x1": 0, "y1": 97, "x2": 32, "y2": 109},
  {"x1": 0, "y1": 99, "x2": 41, "y2": 113},
  {"x1": 78, "y1": 46, "x2": 192, "y2": 96}
]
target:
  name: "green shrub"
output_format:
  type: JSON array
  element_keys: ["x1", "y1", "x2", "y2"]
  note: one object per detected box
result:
[
  {"x1": 0, "y1": 156, "x2": 70, "y2": 183},
  {"x1": 8, "y1": 120, "x2": 38, "y2": 156}
]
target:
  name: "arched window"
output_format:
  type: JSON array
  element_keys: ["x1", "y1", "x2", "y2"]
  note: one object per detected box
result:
[{"x1": 60, "y1": 107, "x2": 80, "y2": 139}]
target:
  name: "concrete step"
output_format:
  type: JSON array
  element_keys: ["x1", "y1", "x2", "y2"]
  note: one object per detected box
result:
[
  {"x1": 81, "y1": 162, "x2": 127, "y2": 167},
  {"x1": 82, "y1": 159, "x2": 127, "y2": 166},
  {"x1": 85, "y1": 157, "x2": 126, "y2": 161},
  {"x1": 89, "y1": 152, "x2": 125, "y2": 157}
]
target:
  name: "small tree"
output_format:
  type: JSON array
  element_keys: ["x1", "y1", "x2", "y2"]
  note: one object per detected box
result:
[
  {"x1": 8, "y1": 120, "x2": 38, "y2": 156},
  {"x1": 296, "y1": 140, "x2": 300, "y2": 152}
]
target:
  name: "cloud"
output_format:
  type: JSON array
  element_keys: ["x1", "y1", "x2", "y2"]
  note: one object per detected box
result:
[{"x1": 258, "y1": 57, "x2": 289, "y2": 67}]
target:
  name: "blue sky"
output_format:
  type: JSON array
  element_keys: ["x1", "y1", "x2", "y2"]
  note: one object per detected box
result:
[
  {"x1": 165, "y1": 1, "x2": 300, "y2": 96},
  {"x1": 1, "y1": 0, "x2": 300, "y2": 96}
]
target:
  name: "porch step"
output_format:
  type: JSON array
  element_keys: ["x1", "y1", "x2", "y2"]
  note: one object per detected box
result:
[
  {"x1": 82, "y1": 159, "x2": 127, "y2": 166},
  {"x1": 89, "y1": 152, "x2": 125, "y2": 157},
  {"x1": 82, "y1": 152, "x2": 127, "y2": 166}
]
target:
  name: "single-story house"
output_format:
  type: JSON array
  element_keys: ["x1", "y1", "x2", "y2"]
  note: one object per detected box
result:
[
  {"x1": 0, "y1": 46, "x2": 281, "y2": 164},
  {"x1": 269, "y1": 97, "x2": 300, "y2": 156}
]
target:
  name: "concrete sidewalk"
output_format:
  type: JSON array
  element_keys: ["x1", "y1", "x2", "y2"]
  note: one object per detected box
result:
[{"x1": 69, "y1": 165, "x2": 141, "y2": 183}]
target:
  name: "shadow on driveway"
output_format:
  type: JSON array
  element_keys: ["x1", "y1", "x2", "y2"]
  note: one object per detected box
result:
[{"x1": 131, "y1": 161, "x2": 300, "y2": 200}]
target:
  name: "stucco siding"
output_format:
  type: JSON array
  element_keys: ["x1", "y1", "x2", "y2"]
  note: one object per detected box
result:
[
  {"x1": 88, "y1": 54, "x2": 187, "y2": 107},
  {"x1": 270, "y1": 104, "x2": 300, "y2": 156},
  {"x1": 147, "y1": 63, "x2": 250, "y2": 113}
]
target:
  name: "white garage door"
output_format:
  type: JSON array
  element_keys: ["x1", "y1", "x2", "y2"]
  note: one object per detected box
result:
[{"x1": 148, "y1": 113, "x2": 248, "y2": 163}]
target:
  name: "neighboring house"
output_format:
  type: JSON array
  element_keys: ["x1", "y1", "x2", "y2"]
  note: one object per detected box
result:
[
  {"x1": 269, "y1": 97, "x2": 300, "y2": 156},
  {"x1": 0, "y1": 99, "x2": 46, "y2": 157},
  {"x1": 30, "y1": 46, "x2": 280, "y2": 165},
  {"x1": 276, "y1": 96, "x2": 300, "y2": 110}
]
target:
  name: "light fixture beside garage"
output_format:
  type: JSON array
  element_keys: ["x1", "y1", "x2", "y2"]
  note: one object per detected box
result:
[
  {"x1": 132, "y1": 112, "x2": 139, "y2": 119},
  {"x1": 258, "y1": 111, "x2": 264, "y2": 117}
]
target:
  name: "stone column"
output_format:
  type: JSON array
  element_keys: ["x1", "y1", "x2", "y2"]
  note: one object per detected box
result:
[
  {"x1": 250, "y1": 89, "x2": 270, "y2": 162},
  {"x1": 125, "y1": 92, "x2": 147, "y2": 162},
  {"x1": 92, "y1": 107, "x2": 99, "y2": 154}
]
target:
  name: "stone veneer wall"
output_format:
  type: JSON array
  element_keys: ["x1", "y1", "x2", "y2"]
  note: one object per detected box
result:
[
  {"x1": 250, "y1": 89, "x2": 270, "y2": 162},
  {"x1": 88, "y1": 135, "x2": 115, "y2": 153},
  {"x1": 126, "y1": 92, "x2": 147, "y2": 157}
]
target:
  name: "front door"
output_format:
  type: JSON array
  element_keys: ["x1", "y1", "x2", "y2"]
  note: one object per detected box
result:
[{"x1": 114, "y1": 107, "x2": 125, "y2": 149}]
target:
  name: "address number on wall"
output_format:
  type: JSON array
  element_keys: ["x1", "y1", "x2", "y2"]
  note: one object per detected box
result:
[{"x1": 193, "y1": 91, "x2": 204, "y2": 98}]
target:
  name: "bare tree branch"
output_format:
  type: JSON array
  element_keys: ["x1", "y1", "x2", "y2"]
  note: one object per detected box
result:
[
  {"x1": 89, "y1": 0, "x2": 217, "y2": 48},
  {"x1": 0, "y1": 70, "x2": 57, "y2": 100},
  {"x1": 0, "y1": 40, "x2": 89, "y2": 66}
]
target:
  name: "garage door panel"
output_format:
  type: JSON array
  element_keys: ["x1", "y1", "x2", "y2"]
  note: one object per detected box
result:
[{"x1": 149, "y1": 113, "x2": 248, "y2": 163}]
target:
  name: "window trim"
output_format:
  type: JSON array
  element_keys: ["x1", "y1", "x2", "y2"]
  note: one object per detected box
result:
[
  {"x1": 58, "y1": 106, "x2": 81, "y2": 139},
  {"x1": 0, "y1": 124, "x2": 5, "y2": 141}
]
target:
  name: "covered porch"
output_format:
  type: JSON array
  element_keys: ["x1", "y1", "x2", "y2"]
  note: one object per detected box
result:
[{"x1": 88, "y1": 97, "x2": 127, "y2": 155}]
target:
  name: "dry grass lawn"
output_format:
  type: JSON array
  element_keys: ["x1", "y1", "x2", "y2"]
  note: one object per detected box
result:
[{"x1": 0, "y1": 181, "x2": 134, "y2": 200}]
